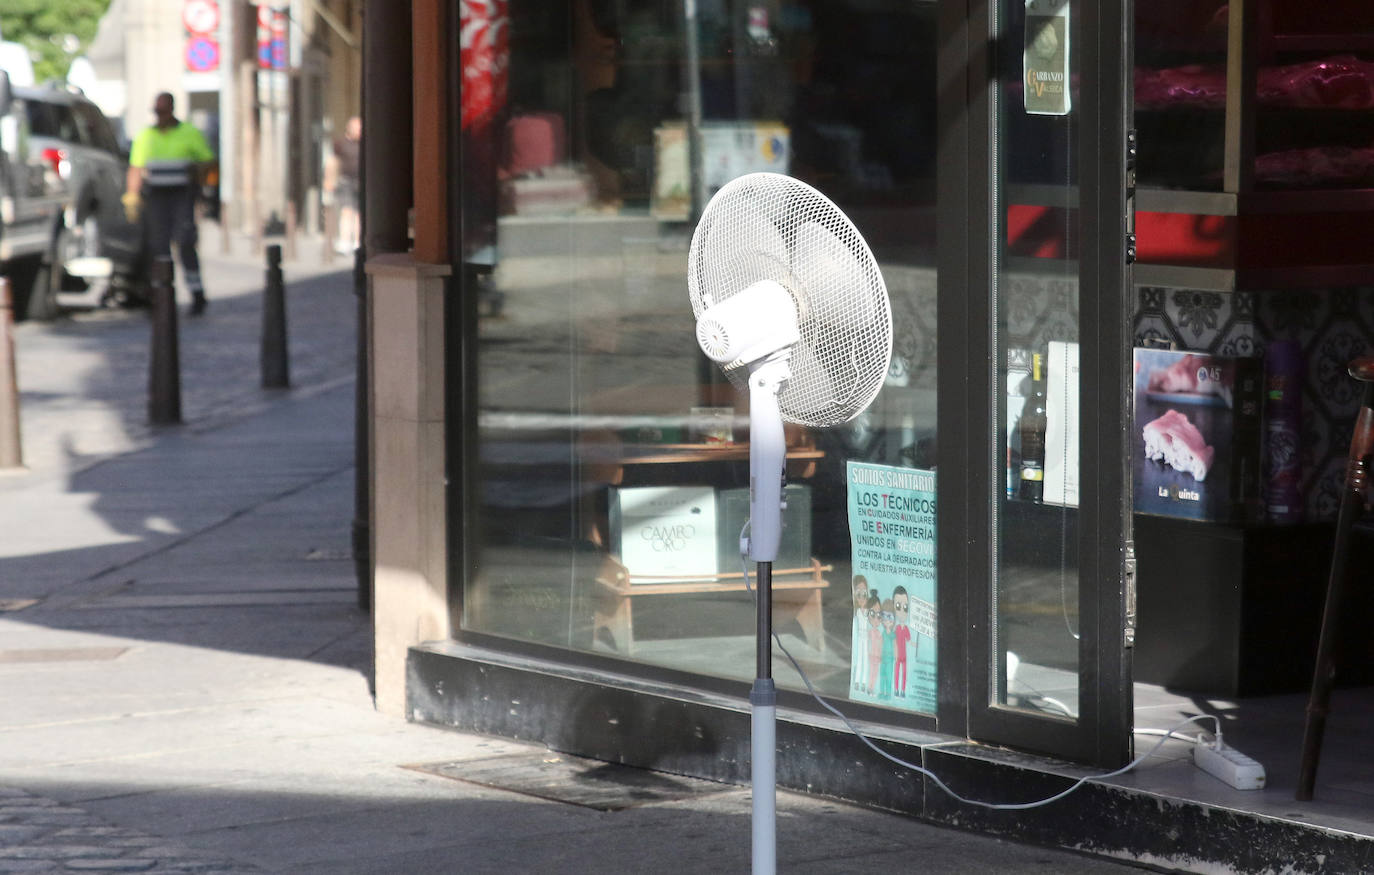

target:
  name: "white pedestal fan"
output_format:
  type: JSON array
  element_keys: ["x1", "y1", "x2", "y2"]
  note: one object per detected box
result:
[{"x1": 687, "y1": 173, "x2": 893, "y2": 873}]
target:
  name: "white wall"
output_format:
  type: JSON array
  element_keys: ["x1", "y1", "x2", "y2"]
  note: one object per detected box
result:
[{"x1": 121, "y1": 0, "x2": 191, "y2": 142}]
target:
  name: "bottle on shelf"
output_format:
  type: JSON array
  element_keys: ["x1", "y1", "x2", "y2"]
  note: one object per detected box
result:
[
  {"x1": 1006, "y1": 348, "x2": 1033, "y2": 499},
  {"x1": 1019, "y1": 352, "x2": 1048, "y2": 502},
  {"x1": 1263, "y1": 340, "x2": 1304, "y2": 524}
]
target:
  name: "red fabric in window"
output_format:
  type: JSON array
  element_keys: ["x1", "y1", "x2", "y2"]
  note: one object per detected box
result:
[{"x1": 460, "y1": 0, "x2": 510, "y2": 131}]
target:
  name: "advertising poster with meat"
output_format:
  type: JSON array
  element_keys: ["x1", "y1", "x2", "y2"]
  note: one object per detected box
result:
[
  {"x1": 1132, "y1": 348, "x2": 1263, "y2": 522},
  {"x1": 846, "y1": 462, "x2": 937, "y2": 715}
]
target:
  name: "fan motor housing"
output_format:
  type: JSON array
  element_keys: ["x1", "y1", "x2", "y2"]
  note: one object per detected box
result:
[{"x1": 695, "y1": 280, "x2": 800, "y2": 365}]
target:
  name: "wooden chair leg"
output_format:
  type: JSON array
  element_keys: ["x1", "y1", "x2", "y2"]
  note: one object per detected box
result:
[{"x1": 1296, "y1": 358, "x2": 1374, "y2": 801}]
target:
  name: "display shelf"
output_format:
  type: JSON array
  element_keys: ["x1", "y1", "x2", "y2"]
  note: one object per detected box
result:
[
  {"x1": 1270, "y1": 34, "x2": 1374, "y2": 54},
  {"x1": 1137, "y1": 187, "x2": 1374, "y2": 216},
  {"x1": 1135, "y1": 0, "x2": 1374, "y2": 194},
  {"x1": 1133, "y1": 262, "x2": 1374, "y2": 293},
  {"x1": 591, "y1": 555, "x2": 833, "y2": 655},
  {"x1": 1133, "y1": 514, "x2": 1374, "y2": 696},
  {"x1": 1133, "y1": 184, "x2": 1374, "y2": 288}
]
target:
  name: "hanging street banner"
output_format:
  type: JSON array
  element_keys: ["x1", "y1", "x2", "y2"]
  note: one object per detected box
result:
[{"x1": 846, "y1": 461, "x2": 937, "y2": 714}]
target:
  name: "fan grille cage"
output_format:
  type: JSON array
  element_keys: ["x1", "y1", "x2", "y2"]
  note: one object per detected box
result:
[{"x1": 688, "y1": 173, "x2": 893, "y2": 427}]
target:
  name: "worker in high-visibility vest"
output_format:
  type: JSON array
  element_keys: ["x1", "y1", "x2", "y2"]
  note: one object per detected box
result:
[{"x1": 123, "y1": 92, "x2": 215, "y2": 316}]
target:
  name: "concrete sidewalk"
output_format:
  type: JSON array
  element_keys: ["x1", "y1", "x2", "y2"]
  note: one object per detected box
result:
[{"x1": 0, "y1": 263, "x2": 1150, "y2": 872}]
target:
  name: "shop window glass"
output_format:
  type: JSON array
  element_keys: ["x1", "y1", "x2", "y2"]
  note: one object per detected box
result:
[
  {"x1": 460, "y1": 0, "x2": 940, "y2": 715},
  {"x1": 992, "y1": 0, "x2": 1082, "y2": 719}
]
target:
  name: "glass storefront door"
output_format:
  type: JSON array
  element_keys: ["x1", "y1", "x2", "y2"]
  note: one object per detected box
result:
[
  {"x1": 959, "y1": 0, "x2": 1136, "y2": 765},
  {"x1": 450, "y1": 0, "x2": 1134, "y2": 766}
]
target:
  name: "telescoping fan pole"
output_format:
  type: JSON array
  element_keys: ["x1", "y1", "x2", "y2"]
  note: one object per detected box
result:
[
  {"x1": 748, "y1": 355, "x2": 789, "y2": 875},
  {"x1": 687, "y1": 174, "x2": 893, "y2": 874},
  {"x1": 752, "y1": 560, "x2": 776, "y2": 874}
]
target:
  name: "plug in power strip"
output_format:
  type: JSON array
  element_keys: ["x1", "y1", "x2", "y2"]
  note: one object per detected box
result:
[{"x1": 1193, "y1": 740, "x2": 1266, "y2": 790}]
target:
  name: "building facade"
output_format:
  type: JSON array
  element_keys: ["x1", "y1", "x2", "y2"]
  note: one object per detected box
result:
[
  {"x1": 78, "y1": 0, "x2": 361, "y2": 239},
  {"x1": 365, "y1": 0, "x2": 1374, "y2": 866}
]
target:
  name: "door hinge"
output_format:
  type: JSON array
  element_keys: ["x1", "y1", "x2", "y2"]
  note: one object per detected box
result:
[
  {"x1": 1125, "y1": 128, "x2": 1137, "y2": 264},
  {"x1": 1123, "y1": 539, "x2": 1137, "y2": 648}
]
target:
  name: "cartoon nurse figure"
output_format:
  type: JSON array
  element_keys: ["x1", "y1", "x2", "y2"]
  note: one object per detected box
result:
[
  {"x1": 866, "y1": 593, "x2": 882, "y2": 695},
  {"x1": 851, "y1": 575, "x2": 870, "y2": 691},
  {"x1": 878, "y1": 599, "x2": 896, "y2": 700},
  {"x1": 892, "y1": 586, "x2": 913, "y2": 698}
]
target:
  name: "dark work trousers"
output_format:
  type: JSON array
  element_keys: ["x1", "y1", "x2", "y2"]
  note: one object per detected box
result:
[{"x1": 144, "y1": 185, "x2": 204, "y2": 302}]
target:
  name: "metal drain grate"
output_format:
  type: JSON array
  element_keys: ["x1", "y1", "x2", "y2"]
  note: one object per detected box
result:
[{"x1": 404, "y1": 751, "x2": 735, "y2": 811}]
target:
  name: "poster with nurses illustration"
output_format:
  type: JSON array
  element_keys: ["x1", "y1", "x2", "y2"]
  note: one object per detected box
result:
[{"x1": 846, "y1": 461, "x2": 938, "y2": 715}]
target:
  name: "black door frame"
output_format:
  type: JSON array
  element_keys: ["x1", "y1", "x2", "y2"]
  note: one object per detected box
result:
[{"x1": 938, "y1": 0, "x2": 1135, "y2": 768}]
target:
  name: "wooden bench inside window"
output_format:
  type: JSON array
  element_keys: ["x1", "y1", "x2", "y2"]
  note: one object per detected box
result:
[{"x1": 592, "y1": 555, "x2": 831, "y2": 655}]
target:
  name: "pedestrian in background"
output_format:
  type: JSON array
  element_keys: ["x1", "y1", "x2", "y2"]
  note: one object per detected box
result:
[
  {"x1": 327, "y1": 116, "x2": 361, "y2": 256},
  {"x1": 123, "y1": 92, "x2": 216, "y2": 316}
]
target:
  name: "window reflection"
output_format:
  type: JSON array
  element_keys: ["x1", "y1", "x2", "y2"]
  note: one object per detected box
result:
[{"x1": 460, "y1": 0, "x2": 940, "y2": 715}]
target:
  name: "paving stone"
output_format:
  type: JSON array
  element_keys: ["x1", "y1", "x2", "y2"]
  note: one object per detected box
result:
[
  {"x1": 0, "y1": 849, "x2": 108, "y2": 861},
  {"x1": 20, "y1": 817, "x2": 93, "y2": 828},
  {"x1": 122, "y1": 850, "x2": 199, "y2": 861},
  {"x1": 0, "y1": 860, "x2": 60, "y2": 872}
]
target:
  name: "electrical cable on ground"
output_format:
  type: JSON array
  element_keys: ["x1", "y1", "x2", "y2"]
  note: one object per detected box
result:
[{"x1": 738, "y1": 543, "x2": 1221, "y2": 811}]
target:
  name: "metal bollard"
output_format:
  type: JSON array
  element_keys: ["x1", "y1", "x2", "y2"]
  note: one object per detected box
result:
[
  {"x1": 148, "y1": 256, "x2": 182, "y2": 425},
  {"x1": 261, "y1": 244, "x2": 290, "y2": 389},
  {"x1": 352, "y1": 246, "x2": 369, "y2": 611},
  {"x1": 285, "y1": 200, "x2": 297, "y2": 262},
  {"x1": 322, "y1": 202, "x2": 337, "y2": 265},
  {"x1": 0, "y1": 277, "x2": 23, "y2": 469}
]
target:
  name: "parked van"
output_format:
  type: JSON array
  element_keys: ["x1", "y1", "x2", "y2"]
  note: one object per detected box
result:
[{"x1": 0, "y1": 70, "x2": 142, "y2": 319}]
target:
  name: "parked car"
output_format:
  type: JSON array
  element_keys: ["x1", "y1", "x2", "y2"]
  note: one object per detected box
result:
[{"x1": 0, "y1": 71, "x2": 141, "y2": 320}]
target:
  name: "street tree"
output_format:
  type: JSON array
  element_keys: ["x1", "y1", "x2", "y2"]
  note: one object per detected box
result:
[{"x1": 1, "y1": 0, "x2": 111, "y2": 84}]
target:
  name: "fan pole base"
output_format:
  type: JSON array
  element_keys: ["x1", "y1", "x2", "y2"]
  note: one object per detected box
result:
[{"x1": 751, "y1": 679, "x2": 777, "y2": 875}]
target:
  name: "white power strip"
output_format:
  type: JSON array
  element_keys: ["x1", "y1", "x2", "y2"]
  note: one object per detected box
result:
[{"x1": 1193, "y1": 740, "x2": 1266, "y2": 790}]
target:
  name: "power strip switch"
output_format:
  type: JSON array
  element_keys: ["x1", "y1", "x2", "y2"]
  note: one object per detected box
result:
[{"x1": 1193, "y1": 741, "x2": 1266, "y2": 790}]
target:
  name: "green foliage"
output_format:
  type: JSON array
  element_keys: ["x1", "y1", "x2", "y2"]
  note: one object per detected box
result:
[{"x1": 1, "y1": 0, "x2": 112, "y2": 83}]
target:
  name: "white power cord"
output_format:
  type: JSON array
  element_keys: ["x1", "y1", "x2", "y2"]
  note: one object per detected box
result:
[{"x1": 738, "y1": 548, "x2": 1224, "y2": 809}]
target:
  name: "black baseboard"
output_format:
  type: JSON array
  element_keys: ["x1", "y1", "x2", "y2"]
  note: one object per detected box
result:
[{"x1": 408, "y1": 641, "x2": 1374, "y2": 873}]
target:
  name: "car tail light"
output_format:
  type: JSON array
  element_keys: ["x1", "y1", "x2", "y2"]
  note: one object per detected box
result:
[{"x1": 41, "y1": 147, "x2": 71, "y2": 180}]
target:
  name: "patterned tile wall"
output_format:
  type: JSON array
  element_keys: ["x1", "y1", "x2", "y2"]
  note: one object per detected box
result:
[
  {"x1": 1133, "y1": 285, "x2": 1374, "y2": 521},
  {"x1": 864, "y1": 270, "x2": 1370, "y2": 523}
]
